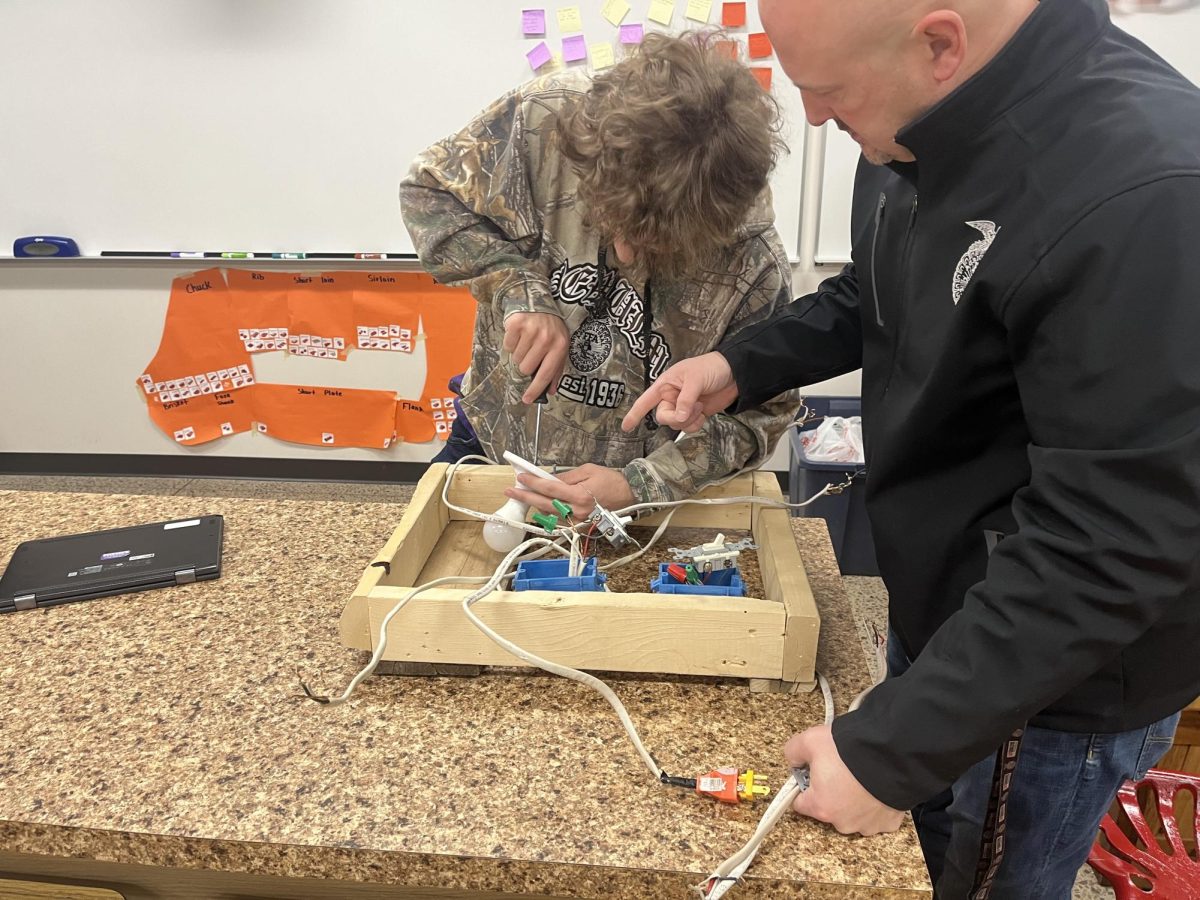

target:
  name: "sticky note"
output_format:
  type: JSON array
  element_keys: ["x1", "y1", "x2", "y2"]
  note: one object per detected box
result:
[
  {"x1": 557, "y1": 5, "x2": 583, "y2": 32},
  {"x1": 748, "y1": 32, "x2": 773, "y2": 59},
  {"x1": 619, "y1": 23, "x2": 644, "y2": 44},
  {"x1": 545, "y1": 52, "x2": 565, "y2": 73},
  {"x1": 562, "y1": 34, "x2": 587, "y2": 62},
  {"x1": 527, "y1": 41, "x2": 553, "y2": 71},
  {"x1": 722, "y1": 2, "x2": 746, "y2": 27},
  {"x1": 750, "y1": 66, "x2": 772, "y2": 90},
  {"x1": 601, "y1": 0, "x2": 630, "y2": 26},
  {"x1": 522, "y1": 8, "x2": 546, "y2": 35},
  {"x1": 686, "y1": 0, "x2": 713, "y2": 22},
  {"x1": 591, "y1": 42, "x2": 615, "y2": 69},
  {"x1": 648, "y1": 0, "x2": 674, "y2": 26},
  {"x1": 715, "y1": 39, "x2": 739, "y2": 60}
]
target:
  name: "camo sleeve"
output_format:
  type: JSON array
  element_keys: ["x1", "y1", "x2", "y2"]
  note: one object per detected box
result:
[
  {"x1": 399, "y1": 80, "x2": 575, "y2": 320},
  {"x1": 623, "y1": 232, "x2": 803, "y2": 504}
]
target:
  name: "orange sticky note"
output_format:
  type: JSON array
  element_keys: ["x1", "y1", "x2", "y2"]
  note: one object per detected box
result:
[
  {"x1": 748, "y1": 32, "x2": 773, "y2": 59},
  {"x1": 715, "y1": 39, "x2": 739, "y2": 60},
  {"x1": 721, "y1": 2, "x2": 746, "y2": 26},
  {"x1": 750, "y1": 67, "x2": 772, "y2": 90}
]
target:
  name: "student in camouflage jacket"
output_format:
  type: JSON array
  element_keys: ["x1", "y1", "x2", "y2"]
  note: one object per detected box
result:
[{"x1": 400, "y1": 32, "x2": 801, "y2": 515}]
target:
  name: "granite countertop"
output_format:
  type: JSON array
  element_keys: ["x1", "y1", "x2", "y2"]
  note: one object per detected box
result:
[{"x1": 0, "y1": 487, "x2": 930, "y2": 898}]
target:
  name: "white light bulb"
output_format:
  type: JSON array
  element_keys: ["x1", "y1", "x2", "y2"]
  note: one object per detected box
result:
[{"x1": 482, "y1": 497, "x2": 530, "y2": 553}]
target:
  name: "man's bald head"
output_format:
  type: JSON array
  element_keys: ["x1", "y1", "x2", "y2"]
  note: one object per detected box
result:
[{"x1": 759, "y1": 0, "x2": 1037, "y2": 163}]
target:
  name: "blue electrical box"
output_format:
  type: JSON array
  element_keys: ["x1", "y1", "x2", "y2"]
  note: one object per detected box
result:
[
  {"x1": 650, "y1": 564, "x2": 746, "y2": 597},
  {"x1": 512, "y1": 557, "x2": 606, "y2": 592}
]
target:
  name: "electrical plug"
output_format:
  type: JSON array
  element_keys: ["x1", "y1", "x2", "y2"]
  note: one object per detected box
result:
[{"x1": 696, "y1": 767, "x2": 771, "y2": 804}]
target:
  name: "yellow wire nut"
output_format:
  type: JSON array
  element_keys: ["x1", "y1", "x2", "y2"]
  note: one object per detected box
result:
[{"x1": 737, "y1": 770, "x2": 771, "y2": 801}]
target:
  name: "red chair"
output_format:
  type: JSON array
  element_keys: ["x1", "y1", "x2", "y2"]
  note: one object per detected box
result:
[{"x1": 1088, "y1": 768, "x2": 1200, "y2": 899}]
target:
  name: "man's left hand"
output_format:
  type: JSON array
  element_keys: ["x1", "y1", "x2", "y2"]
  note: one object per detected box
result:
[
  {"x1": 785, "y1": 724, "x2": 905, "y2": 836},
  {"x1": 506, "y1": 464, "x2": 635, "y2": 520}
]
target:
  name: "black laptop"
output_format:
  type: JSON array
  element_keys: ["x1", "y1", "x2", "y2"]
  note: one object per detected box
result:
[{"x1": 0, "y1": 516, "x2": 224, "y2": 613}]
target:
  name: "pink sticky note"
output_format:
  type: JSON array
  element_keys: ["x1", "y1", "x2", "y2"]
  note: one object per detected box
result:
[
  {"x1": 619, "y1": 23, "x2": 644, "y2": 44},
  {"x1": 522, "y1": 9, "x2": 546, "y2": 35},
  {"x1": 527, "y1": 41, "x2": 552, "y2": 71},
  {"x1": 562, "y1": 34, "x2": 587, "y2": 62}
]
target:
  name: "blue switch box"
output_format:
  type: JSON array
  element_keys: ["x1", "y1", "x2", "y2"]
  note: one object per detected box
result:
[
  {"x1": 651, "y1": 564, "x2": 746, "y2": 597},
  {"x1": 512, "y1": 557, "x2": 606, "y2": 592}
]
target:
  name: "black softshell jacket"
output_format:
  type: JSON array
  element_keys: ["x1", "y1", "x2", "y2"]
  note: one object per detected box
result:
[{"x1": 721, "y1": 0, "x2": 1200, "y2": 809}]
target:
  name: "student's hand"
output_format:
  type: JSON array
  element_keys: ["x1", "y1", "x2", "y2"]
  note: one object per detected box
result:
[
  {"x1": 505, "y1": 464, "x2": 635, "y2": 520},
  {"x1": 621, "y1": 352, "x2": 739, "y2": 433},
  {"x1": 504, "y1": 312, "x2": 569, "y2": 404},
  {"x1": 784, "y1": 725, "x2": 905, "y2": 837}
]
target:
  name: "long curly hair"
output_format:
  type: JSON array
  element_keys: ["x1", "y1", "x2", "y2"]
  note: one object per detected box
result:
[{"x1": 556, "y1": 31, "x2": 787, "y2": 279}]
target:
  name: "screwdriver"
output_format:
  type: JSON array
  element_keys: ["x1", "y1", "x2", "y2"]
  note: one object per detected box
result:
[{"x1": 532, "y1": 388, "x2": 548, "y2": 467}]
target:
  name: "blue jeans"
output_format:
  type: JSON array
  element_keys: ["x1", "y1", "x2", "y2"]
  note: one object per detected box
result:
[
  {"x1": 431, "y1": 413, "x2": 485, "y2": 464},
  {"x1": 887, "y1": 635, "x2": 1180, "y2": 900}
]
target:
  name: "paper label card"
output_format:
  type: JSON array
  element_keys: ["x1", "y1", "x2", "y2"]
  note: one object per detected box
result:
[
  {"x1": 527, "y1": 41, "x2": 553, "y2": 71},
  {"x1": 557, "y1": 5, "x2": 583, "y2": 32},
  {"x1": 590, "y1": 42, "x2": 615, "y2": 69},
  {"x1": 522, "y1": 8, "x2": 546, "y2": 35},
  {"x1": 601, "y1": 0, "x2": 630, "y2": 25},
  {"x1": 619, "y1": 23, "x2": 644, "y2": 44},
  {"x1": 648, "y1": 0, "x2": 674, "y2": 26},
  {"x1": 562, "y1": 34, "x2": 587, "y2": 62},
  {"x1": 748, "y1": 32, "x2": 773, "y2": 59}
]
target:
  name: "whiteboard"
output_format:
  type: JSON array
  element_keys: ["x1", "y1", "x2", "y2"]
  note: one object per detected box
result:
[
  {"x1": 0, "y1": 0, "x2": 806, "y2": 259},
  {"x1": 814, "y1": 6, "x2": 1200, "y2": 265}
]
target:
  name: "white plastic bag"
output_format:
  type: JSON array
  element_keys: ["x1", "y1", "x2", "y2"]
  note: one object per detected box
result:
[{"x1": 799, "y1": 416, "x2": 864, "y2": 464}]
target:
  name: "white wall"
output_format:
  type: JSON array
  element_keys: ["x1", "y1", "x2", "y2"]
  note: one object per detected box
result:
[{"x1": 0, "y1": 128, "x2": 857, "y2": 474}]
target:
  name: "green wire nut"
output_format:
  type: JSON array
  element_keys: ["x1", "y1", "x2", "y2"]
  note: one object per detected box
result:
[
  {"x1": 551, "y1": 499, "x2": 573, "y2": 519},
  {"x1": 531, "y1": 512, "x2": 559, "y2": 533}
]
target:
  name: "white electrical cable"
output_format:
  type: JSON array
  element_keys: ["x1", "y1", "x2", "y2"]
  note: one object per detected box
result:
[
  {"x1": 307, "y1": 455, "x2": 865, "y2": 897},
  {"x1": 459, "y1": 536, "x2": 664, "y2": 780},
  {"x1": 696, "y1": 672, "x2": 836, "y2": 899},
  {"x1": 301, "y1": 537, "x2": 572, "y2": 706},
  {"x1": 612, "y1": 480, "x2": 845, "y2": 520}
]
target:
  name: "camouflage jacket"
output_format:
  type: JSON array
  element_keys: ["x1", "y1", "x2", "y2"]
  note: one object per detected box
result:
[{"x1": 399, "y1": 70, "x2": 801, "y2": 504}]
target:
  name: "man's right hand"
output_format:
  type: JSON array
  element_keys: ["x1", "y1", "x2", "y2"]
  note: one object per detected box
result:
[
  {"x1": 503, "y1": 312, "x2": 569, "y2": 404},
  {"x1": 622, "y1": 351, "x2": 740, "y2": 433}
]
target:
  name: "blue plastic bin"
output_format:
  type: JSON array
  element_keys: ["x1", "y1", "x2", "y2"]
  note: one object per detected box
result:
[
  {"x1": 512, "y1": 557, "x2": 606, "y2": 592},
  {"x1": 789, "y1": 397, "x2": 879, "y2": 576},
  {"x1": 650, "y1": 563, "x2": 746, "y2": 597}
]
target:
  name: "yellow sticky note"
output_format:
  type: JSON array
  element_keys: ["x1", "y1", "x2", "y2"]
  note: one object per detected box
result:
[
  {"x1": 686, "y1": 0, "x2": 713, "y2": 22},
  {"x1": 557, "y1": 5, "x2": 583, "y2": 32},
  {"x1": 591, "y1": 42, "x2": 616, "y2": 69},
  {"x1": 648, "y1": 0, "x2": 674, "y2": 26},
  {"x1": 544, "y1": 52, "x2": 565, "y2": 73},
  {"x1": 602, "y1": 0, "x2": 631, "y2": 26}
]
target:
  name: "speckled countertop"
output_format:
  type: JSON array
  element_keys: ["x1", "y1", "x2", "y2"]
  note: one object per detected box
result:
[{"x1": 0, "y1": 486, "x2": 930, "y2": 898}]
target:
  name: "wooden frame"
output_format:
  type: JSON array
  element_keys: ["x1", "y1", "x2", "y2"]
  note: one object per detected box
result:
[{"x1": 339, "y1": 464, "x2": 819, "y2": 690}]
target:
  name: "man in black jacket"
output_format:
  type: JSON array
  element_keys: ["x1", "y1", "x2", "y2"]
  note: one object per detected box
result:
[{"x1": 625, "y1": 0, "x2": 1200, "y2": 895}]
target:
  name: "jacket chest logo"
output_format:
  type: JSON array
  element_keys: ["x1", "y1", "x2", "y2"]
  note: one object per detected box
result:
[{"x1": 952, "y1": 220, "x2": 1000, "y2": 306}]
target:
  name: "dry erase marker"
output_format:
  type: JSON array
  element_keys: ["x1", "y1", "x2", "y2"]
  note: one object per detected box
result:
[
  {"x1": 171, "y1": 251, "x2": 205, "y2": 258},
  {"x1": 272, "y1": 252, "x2": 306, "y2": 259},
  {"x1": 354, "y1": 252, "x2": 386, "y2": 259},
  {"x1": 220, "y1": 252, "x2": 255, "y2": 259}
]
